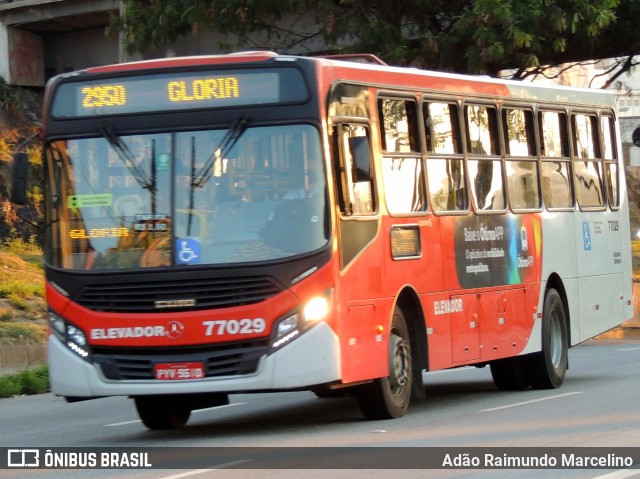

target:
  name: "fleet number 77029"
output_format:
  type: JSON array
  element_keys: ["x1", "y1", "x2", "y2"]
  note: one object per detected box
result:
[{"x1": 203, "y1": 318, "x2": 266, "y2": 336}]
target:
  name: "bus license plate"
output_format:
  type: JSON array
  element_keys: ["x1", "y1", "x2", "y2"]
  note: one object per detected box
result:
[{"x1": 154, "y1": 362, "x2": 205, "y2": 380}]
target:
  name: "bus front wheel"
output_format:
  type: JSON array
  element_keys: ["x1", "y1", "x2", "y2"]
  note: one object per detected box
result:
[
  {"x1": 134, "y1": 396, "x2": 191, "y2": 430},
  {"x1": 524, "y1": 288, "x2": 568, "y2": 389},
  {"x1": 357, "y1": 306, "x2": 413, "y2": 419}
]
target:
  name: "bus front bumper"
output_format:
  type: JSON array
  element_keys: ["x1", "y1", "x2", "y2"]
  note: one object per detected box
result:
[{"x1": 48, "y1": 322, "x2": 341, "y2": 398}]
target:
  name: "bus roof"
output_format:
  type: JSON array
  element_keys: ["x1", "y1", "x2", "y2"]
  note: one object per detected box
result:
[{"x1": 72, "y1": 51, "x2": 616, "y2": 108}]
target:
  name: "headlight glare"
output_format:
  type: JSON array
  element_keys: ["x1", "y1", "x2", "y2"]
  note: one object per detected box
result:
[{"x1": 303, "y1": 296, "x2": 330, "y2": 322}]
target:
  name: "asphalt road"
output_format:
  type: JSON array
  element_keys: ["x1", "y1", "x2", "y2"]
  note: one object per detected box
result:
[{"x1": 1, "y1": 339, "x2": 639, "y2": 479}]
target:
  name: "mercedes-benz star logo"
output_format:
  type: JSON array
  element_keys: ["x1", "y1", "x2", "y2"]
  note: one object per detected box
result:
[{"x1": 165, "y1": 320, "x2": 185, "y2": 340}]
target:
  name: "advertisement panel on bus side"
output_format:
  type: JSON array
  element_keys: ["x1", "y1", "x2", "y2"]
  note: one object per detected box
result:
[{"x1": 453, "y1": 214, "x2": 541, "y2": 289}]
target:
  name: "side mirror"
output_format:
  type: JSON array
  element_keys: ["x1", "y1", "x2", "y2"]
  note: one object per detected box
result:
[
  {"x1": 633, "y1": 127, "x2": 640, "y2": 148},
  {"x1": 11, "y1": 152, "x2": 29, "y2": 205}
]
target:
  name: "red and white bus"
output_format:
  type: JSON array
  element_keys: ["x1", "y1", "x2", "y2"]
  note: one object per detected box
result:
[{"x1": 29, "y1": 51, "x2": 632, "y2": 428}]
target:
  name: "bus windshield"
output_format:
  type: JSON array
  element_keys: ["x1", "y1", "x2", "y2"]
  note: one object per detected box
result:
[{"x1": 44, "y1": 123, "x2": 328, "y2": 270}]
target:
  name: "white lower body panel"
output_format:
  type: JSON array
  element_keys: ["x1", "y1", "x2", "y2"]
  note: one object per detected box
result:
[{"x1": 49, "y1": 322, "x2": 341, "y2": 398}]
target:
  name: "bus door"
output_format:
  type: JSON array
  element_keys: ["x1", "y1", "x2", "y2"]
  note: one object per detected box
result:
[{"x1": 332, "y1": 121, "x2": 387, "y2": 382}]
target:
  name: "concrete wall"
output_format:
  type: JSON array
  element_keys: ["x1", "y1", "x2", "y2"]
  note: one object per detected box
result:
[
  {"x1": 7, "y1": 27, "x2": 44, "y2": 86},
  {"x1": 0, "y1": 0, "x2": 120, "y2": 86},
  {"x1": 43, "y1": 27, "x2": 119, "y2": 79},
  {"x1": 0, "y1": 18, "x2": 7, "y2": 82}
]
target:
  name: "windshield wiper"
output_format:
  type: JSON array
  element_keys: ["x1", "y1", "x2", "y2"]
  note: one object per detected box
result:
[
  {"x1": 187, "y1": 135, "x2": 197, "y2": 236},
  {"x1": 100, "y1": 124, "x2": 156, "y2": 193},
  {"x1": 191, "y1": 115, "x2": 249, "y2": 189}
]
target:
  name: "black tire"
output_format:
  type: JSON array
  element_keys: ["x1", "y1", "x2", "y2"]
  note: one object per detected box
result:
[
  {"x1": 357, "y1": 306, "x2": 413, "y2": 419},
  {"x1": 134, "y1": 396, "x2": 191, "y2": 430},
  {"x1": 490, "y1": 357, "x2": 530, "y2": 390},
  {"x1": 523, "y1": 288, "x2": 568, "y2": 389}
]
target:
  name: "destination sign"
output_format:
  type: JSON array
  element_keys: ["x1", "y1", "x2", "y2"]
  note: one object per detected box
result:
[{"x1": 51, "y1": 67, "x2": 308, "y2": 117}]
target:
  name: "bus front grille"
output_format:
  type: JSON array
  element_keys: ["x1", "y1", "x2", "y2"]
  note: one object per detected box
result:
[
  {"x1": 75, "y1": 276, "x2": 282, "y2": 313},
  {"x1": 93, "y1": 339, "x2": 269, "y2": 380}
]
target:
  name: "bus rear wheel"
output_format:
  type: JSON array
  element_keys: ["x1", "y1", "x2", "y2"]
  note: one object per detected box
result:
[
  {"x1": 523, "y1": 288, "x2": 568, "y2": 389},
  {"x1": 357, "y1": 306, "x2": 412, "y2": 419},
  {"x1": 134, "y1": 396, "x2": 191, "y2": 430}
]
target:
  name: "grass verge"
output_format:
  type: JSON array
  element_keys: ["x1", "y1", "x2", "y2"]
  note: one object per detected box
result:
[{"x1": 0, "y1": 364, "x2": 49, "y2": 398}]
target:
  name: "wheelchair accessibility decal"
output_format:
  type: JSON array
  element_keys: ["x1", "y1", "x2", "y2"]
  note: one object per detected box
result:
[
  {"x1": 582, "y1": 222, "x2": 592, "y2": 251},
  {"x1": 176, "y1": 238, "x2": 201, "y2": 265}
]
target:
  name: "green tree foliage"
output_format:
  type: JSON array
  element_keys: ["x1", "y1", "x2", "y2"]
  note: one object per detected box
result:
[{"x1": 113, "y1": 0, "x2": 639, "y2": 77}]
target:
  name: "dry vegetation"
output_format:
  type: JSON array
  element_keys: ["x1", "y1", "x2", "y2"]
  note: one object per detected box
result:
[
  {"x1": 0, "y1": 81, "x2": 46, "y2": 346},
  {"x1": 0, "y1": 238, "x2": 46, "y2": 345}
]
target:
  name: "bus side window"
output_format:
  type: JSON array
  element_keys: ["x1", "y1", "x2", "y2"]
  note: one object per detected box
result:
[
  {"x1": 378, "y1": 98, "x2": 426, "y2": 215},
  {"x1": 503, "y1": 107, "x2": 540, "y2": 210},
  {"x1": 465, "y1": 104, "x2": 505, "y2": 211},
  {"x1": 378, "y1": 98, "x2": 420, "y2": 153},
  {"x1": 424, "y1": 101, "x2": 467, "y2": 213},
  {"x1": 602, "y1": 114, "x2": 619, "y2": 209},
  {"x1": 539, "y1": 110, "x2": 573, "y2": 209},
  {"x1": 334, "y1": 124, "x2": 376, "y2": 216},
  {"x1": 572, "y1": 113, "x2": 605, "y2": 209}
]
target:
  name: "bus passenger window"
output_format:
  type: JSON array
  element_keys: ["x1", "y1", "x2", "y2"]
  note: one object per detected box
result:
[
  {"x1": 465, "y1": 104, "x2": 504, "y2": 211},
  {"x1": 539, "y1": 110, "x2": 573, "y2": 209},
  {"x1": 602, "y1": 115, "x2": 616, "y2": 160},
  {"x1": 503, "y1": 108, "x2": 540, "y2": 210},
  {"x1": 425, "y1": 102, "x2": 460, "y2": 154},
  {"x1": 506, "y1": 160, "x2": 540, "y2": 210},
  {"x1": 382, "y1": 157, "x2": 426, "y2": 214},
  {"x1": 424, "y1": 101, "x2": 467, "y2": 213},
  {"x1": 378, "y1": 98, "x2": 419, "y2": 153},
  {"x1": 427, "y1": 159, "x2": 467, "y2": 211},
  {"x1": 503, "y1": 108, "x2": 535, "y2": 156},
  {"x1": 605, "y1": 161, "x2": 619, "y2": 209},
  {"x1": 539, "y1": 111, "x2": 569, "y2": 157},
  {"x1": 602, "y1": 115, "x2": 619, "y2": 208},
  {"x1": 541, "y1": 161, "x2": 573, "y2": 209},
  {"x1": 378, "y1": 98, "x2": 425, "y2": 214},
  {"x1": 572, "y1": 113, "x2": 604, "y2": 209},
  {"x1": 468, "y1": 159, "x2": 504, "y2": 210},
  {"x1": 465, "y1": 105, "x2": 499, "y2": 155}
]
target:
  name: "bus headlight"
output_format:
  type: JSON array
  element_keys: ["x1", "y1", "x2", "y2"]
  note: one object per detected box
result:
[
  {"x1": 270, "y1": 289, "x2": 333, "y2": 353},
  {"x1": 49, "y1": 311, "x2": 66, "y2": 338},
  {"x1": 48, "y1": 310, "x2": 91, "y2": 359},
  {"x1": 272, "y1": 319, "x2": 301, "y2": 351},
  {"x1": 67, "y1": 325, "x2": 87, "y2": 347},
  {"x1": 276, "y1": 314, "x2": 299, "y2": 338},
  {"x1": 303, "y1": 295, "x2": 331, "y2": 322}
]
